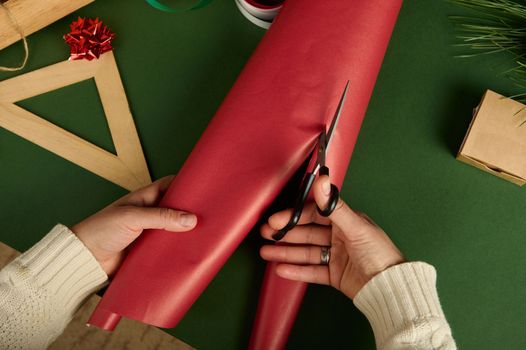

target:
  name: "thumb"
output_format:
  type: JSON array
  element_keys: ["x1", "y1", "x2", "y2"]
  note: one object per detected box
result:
[
  {"x1": 312, "y1": 176, "x2": 369, "y2": 239},
  {"x1": 123, "y1": 206, "x2": 197, "y2": 232}
]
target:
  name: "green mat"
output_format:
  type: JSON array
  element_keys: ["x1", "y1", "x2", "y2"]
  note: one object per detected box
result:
[{"x1": 0, "y1": 1, "x2": 525, "y2": 349}]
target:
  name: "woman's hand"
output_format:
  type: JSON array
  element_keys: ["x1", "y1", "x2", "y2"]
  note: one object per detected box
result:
[
  {"x1": 260, "y1": 176, "x2": 404, "y2": 299},
  {"x1": 72, "y1": 176, "x2": 197, "y2": 277}
]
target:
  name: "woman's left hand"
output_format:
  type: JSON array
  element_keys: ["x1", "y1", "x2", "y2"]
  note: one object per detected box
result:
[{"x1": 72, "y1": 176, "x2": 197, "y2": 276}]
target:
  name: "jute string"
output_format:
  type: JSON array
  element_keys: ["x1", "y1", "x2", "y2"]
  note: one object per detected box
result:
[{"x1": 0, "y1": 2, "x2": 29, "y2": 72}]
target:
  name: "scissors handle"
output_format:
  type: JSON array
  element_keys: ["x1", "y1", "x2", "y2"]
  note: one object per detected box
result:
[
  {"x1": 272, "y1": 172, "x2": 316, "y2": 241},
  {"x1": 316, "y1": 166, "x2": 339, "y2": 217}
]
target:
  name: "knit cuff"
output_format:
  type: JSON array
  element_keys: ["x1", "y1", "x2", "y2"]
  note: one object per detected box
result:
[
  {"x1": 353, "y1": 262, "x2": 447, "y2": 348},
  {"x1": 7, "y1": 224, "x2": 108, "y2": 311}
]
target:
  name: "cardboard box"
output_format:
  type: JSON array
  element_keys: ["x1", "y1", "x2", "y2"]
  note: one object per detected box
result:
[{"x1": 458, "y1": 89, "x2": 526, "y2": 186}]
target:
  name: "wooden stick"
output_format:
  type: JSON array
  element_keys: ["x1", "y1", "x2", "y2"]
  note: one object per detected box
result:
[
  {"x1": 0, "y1": 53, "x2": 152, "y2": 191},
  {"x1": 94, "y1": 52, "x2": 152, "y2": 186},
  {"x1": 0, "y1": 103, "x2": 146, "y2": 190},
  {"x1": 0, "y1": 58, "x2": 99, "y2": 103},
  {"x1": 0, "y1": 0, "x2": 94, "y2": 51}
]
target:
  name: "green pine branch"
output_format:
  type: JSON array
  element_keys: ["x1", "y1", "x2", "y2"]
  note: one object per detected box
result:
[{"x1": 449, "y1": 0, "x2": 526, "y2": 94}]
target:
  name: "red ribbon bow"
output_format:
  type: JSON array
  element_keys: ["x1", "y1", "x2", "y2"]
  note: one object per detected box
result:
[{"x1": 64, "y1": 17, "x2": 115, "y2": 61}]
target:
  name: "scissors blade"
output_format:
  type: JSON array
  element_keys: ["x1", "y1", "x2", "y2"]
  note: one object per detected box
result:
[
  {"x1": 316, "y1": 132, "x2": 327, "y2": 169},
  {"x1": 324, "y1": 80, "x2": 350, "y2": 151}
]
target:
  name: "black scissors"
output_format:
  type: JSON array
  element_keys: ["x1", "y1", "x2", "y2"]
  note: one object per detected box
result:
[{"x1": 272, "y1": 81, "x2": 349, "y2": 241}]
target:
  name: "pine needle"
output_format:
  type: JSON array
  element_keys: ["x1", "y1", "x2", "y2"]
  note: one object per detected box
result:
[{"x1": 449, "y1": 0, "x2": 526, "y2": 98}]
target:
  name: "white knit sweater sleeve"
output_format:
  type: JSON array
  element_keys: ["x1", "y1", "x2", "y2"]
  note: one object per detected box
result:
[
  {"x1": 0, "y1": 224, "x2": 107, "y2": 350},
  {"x1": 353, "y1": 262, "x2": 456, "y2": 350}
]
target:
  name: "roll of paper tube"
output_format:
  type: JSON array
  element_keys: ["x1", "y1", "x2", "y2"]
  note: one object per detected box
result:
[
  {"x1": 88, "y1": 1, "x2": 403, "y2": 345},
  {"x1": 235, "y1": 0, "x2": 283, "y2": 29}
]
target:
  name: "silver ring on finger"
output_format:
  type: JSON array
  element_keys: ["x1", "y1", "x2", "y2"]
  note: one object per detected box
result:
[{"x1": 320, "y1": 246, "x2": 331, "y2": 265}]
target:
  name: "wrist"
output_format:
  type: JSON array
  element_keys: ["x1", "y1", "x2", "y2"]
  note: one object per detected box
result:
[
  {"x1": 72, "y1": 224, "x2": 113, "y2": 276},
  {"x1": 364, "y1": 238, "x2": 406, "y2": 280},
  {"x1": 349, "y1": 252, "x2": 405, "y2": 299},
  {"x1": 368, "y1": 255, "x2": 406, "y2": 280}
]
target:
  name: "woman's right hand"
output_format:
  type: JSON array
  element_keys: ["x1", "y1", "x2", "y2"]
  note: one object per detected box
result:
[{"x1": 260, "y1": 176, "x2": 405, "y2": 299}]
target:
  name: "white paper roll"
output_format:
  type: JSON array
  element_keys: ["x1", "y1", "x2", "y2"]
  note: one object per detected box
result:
[
  {"x1": 235, "y1": 0, "x2": 282, "y2": 30},
  {"x1": 235, "y1": 0, "x2": 272, "y2": 29},
  {"x1": 238, "y1": 0, "x2": 282, "y2": 20}
]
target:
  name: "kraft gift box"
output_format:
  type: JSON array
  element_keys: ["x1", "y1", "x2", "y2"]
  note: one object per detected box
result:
[{"x1": 458, "y1": 89, "x2": 526, "y2": 186}]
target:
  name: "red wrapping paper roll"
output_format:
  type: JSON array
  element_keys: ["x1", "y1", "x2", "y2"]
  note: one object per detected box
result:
[
  {"x1": 248, "y1": 1, "x2": 403, "y2": 349},
  {"x1": 88, "y1": 0, "x2": 402, "y2": 335}
]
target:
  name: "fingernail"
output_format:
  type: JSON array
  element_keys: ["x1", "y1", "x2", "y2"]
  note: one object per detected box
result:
[
  {"x1": 322, "y1": 179, "x2": 331, "y2": 196},
  {"x1": 180, "y1": 213, "x2": 197, "y2": 227}
]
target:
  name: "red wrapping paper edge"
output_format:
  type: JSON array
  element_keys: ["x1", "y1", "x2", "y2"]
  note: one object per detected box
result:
[
  {"x1": 248, "y1": 263, "x2": 307, "y2": 350},
  {"x1": 88, "y1": 0, "x2": 403, "y2": 337},
  {"x1": 87, "y1": 307, "x2": 121, "y2": 330},
  {"x1": 248, "y1": 1, "x2": 403, "y2": 349}
]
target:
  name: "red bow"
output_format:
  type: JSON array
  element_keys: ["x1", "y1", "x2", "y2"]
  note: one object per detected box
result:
[{"x1": 64, "y1": 17, "x2": 115, "y2": 61}]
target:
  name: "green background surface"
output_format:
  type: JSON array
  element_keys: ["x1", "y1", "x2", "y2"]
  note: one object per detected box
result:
[{"x1": 1, "y1": 0, "x2": 525, "y2": 349}]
